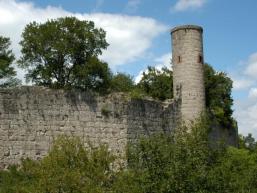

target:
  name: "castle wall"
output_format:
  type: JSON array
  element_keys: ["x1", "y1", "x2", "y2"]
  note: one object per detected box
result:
[
  {"x1": 0, "y1": 86, "x2": 178, "y2": 169},
  {"x1": 0, "y1": 25, "x2": 238, "y2": 168}
]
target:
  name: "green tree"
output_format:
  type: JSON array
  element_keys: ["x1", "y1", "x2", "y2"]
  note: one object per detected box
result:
[
  {"x1": 19, "y1": 17, "x2": 109, "y2": 91},
  {"x1": 137, "y1": 66, "x2": 173, "y2": 100},
  {"x1": 73, "y1": 56, "x2": 112, "y2": 93},
  {"x1": 207, "y1": 147, "x2": 257, "y2": 193},
  {"x1": 0, "y1": 36, "x2": 20, "y2": 88},
  {"x1": 204, "y1": 64, "x2": 236, "y2": 129},
  {"x1": 243, "y1": 133, "x2": 256, "y2": 150},
  {"x1": 0, "y1": 165, "x2": 33, "y2": 193},
  {"x1": 111, "y1": 72, "x2": 135, "y2": 92},
  {"x1": 239, "y1": 133, "x2": 257, "y2": 152}
]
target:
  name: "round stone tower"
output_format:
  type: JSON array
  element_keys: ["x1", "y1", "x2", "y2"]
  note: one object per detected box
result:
[{"x1": 171, "y1": 25, "x2": 205, "y2": 122}]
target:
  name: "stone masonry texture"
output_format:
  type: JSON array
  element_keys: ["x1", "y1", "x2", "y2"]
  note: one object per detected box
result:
[
  {"x1": 0, "y1": 86, "x2": 179, "y2": 169},
  {"x1": 171, "y1": 25, "x2": 206, "y2": 122}
]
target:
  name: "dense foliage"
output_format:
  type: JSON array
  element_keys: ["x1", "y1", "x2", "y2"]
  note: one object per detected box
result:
[
  {"x1": 0, "y1": 36, "x2": 20, "y2": 87},
  {"x1": 19, "y1": 17, "x2": 109, "y2": 91},
  {"x1": 111, "y1": 73, "x2": 135, "y2": 92},
  {"x1": 123, "y1": 119, "x2": 257, "y2": 193},
  {"x1": 1, "y1": 120, "x2": 256, "y2": 193},
  {"x1": 137, "y1": 66, "x2": 173, "y2": 100},
  {"x1": 203, "y1": 64, "x2": 236, "y2": 129},
  {"x1": 0, "y1": 136, "x2": 116, "y2": 193}
]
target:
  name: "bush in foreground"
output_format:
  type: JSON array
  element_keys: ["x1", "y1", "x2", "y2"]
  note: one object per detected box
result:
[
  {"x1": 0, "y1": 136, "x2": 116, "y2": 193},
  {"x1": 0, "y1": 120, "x2": 257, "y2": 193},
  {"x1": 120, "y1": 118, "x2": 257, "y2": 193}
]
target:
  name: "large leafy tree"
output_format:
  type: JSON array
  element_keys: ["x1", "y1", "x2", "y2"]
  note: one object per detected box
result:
[
  {"x1": 0, "y1": 36, "x2": 20, "y2": 88},
  {"x1": 203, "y1": 64, "x2": 236, "y2": 128},
  {"x1": 19, "y1": 17, "x2": 109, "y2": 91},
  {"x1": 73, "y1": 56, "x2": 112, "y2": 93}
]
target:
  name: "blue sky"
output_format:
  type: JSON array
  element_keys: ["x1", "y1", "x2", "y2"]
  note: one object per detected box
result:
[{"x1": 0, "y1": 0, "x2": 257, "y2": 137}]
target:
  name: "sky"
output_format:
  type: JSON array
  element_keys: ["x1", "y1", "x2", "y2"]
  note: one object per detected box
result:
[{"x1": 0, "y1": 0, "x2": 257, "y2": 138}]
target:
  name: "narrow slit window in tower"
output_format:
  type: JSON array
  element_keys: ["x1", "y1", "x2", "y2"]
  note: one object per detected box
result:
[
  {"x1": 178, "y1": 56, "x2": 181, "y2": 63},
  {"x1": 198, "y1": 55, "x2": 203, "y2": 63}
]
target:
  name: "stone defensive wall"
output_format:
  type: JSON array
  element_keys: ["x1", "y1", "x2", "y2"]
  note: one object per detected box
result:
[{"x1": 0, "y1": 86, "x2": 180, "y2": 169}]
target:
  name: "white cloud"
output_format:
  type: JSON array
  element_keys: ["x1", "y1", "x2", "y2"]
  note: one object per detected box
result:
[
  {"x1": 135, "y1": 69, "x2": 145, "y2": 84},
  {"x1": 0, "y1": 0, "x2": 167, "y2": 81},
  {"x1": 172, "y1": 0, "x2": 207, "y2": 12},
  {"x1": 249, "y1": 88, "x2": 257, "y2": 99},
  {"x1": 231, "y1": 53, "x2": 257, "y2": 91},
  {"x1": 232, "y1": 78, "x2": 253, "y2": 91},
  {"x1": 87, "y1": 14, "x2": 167, "y2": 66},
  {"x1": 154, "y1": 53, "x2": 172, "y2": 69},
  {"x1": 234, "y1": 100, "x2": 257, "y2": 138},
  {"x1": 0, "y1": 0, "x2": 70, "y2": 56},
  {"x1": 244, "y1": 52, "x2": 257, "y2": 78},
  {"x1": 231, "y1": 52, "x2": 257, "y2": 139}
]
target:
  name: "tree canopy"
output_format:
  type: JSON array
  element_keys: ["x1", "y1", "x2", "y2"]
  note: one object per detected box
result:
[
  {"x1": 0, "y1": 36, "x2": 20, "y2": 88},
  {"x1": 137, "y1": 66, "x2": 173, "y2": 100},
  {"x1": 203, "y1": 64, "x2": 236, "y2": 129},
  {"x1": 19, "y1": 17, "x2": 109, "y2": 91},
  {"x1": 111, "y1": 72, "x2": 135, "y2": 92}
]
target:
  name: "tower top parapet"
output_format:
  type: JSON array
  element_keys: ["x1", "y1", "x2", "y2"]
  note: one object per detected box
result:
[{"x1": 171, "y1": 25, "x2": 203, "y2": 34}]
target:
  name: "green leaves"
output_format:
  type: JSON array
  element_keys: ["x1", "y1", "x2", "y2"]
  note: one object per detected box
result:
[
  {"x1": 207, "y1": 147, "x2": 257, "y2": 193},
  {"x1": 137, "y1": 66, "x2": 173, "y2": 101},
  {"x1": 19, "y1": 17, "x2": 109, "y2": 90},
  {"x1": 119, "y1": 118, "x2": 257, "y2": 193},
  {"x1": 0, "y1": 136, "x2": 116, "y2": 193},
  {"x1": 125, "y1": 117, "x2": 212, "y2": 193},
  {"x1": 0, "y1": 36, "x2": 20, "y2": 88},
  {"x1": 111, "y1": 73, "x2": 135, "y2": 92},
  {"x1": 31, "y1": 136, "x2": 115, "y2": 193},
  {"x1": 73, "y1": 56, "x2": 112, "y2": 93},
  {"x1": 204, "y1": 64, "x2": 235, "y2": 129}
]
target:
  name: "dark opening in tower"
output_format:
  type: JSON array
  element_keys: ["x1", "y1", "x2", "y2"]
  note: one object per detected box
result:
[
  {"x1": 198, "y1": 55, "x2": 203, "y2": 63},
  {"x1": 178, "y1": 56, "x2": 181, "y2": 63}
]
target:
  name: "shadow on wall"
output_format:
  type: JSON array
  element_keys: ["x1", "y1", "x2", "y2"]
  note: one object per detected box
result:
[
  {"x1": 126, "y1": 98, "x2": 180, "y2": 143},
  {"x1": 64, "y1": 89, "x2": 98, "y2": 112}
]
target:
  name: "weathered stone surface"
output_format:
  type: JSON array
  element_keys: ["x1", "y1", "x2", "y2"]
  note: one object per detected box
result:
[
  {"x1": 171, "y1": 25, "x2": 206, "y2": 122},
  {"x1": 0, "y1": 86, "x2": 179, "y2": 168}
]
